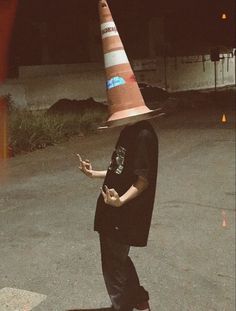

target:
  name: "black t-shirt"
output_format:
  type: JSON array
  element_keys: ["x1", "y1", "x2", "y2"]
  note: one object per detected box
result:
[{"x1": 94, "y1": 120, "x2": 158, "y2": 247}]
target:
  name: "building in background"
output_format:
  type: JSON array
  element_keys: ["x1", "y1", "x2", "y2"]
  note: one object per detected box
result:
[
  {"x1": 2, "y1": 0, "x2": 234, "y2": 109},
  {"x1": 8, "y1": 0, "x2": 234, "y2": 71}
]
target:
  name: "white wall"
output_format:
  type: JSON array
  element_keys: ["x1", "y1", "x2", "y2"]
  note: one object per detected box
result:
[
  {"x1": 133, "y1": 52, "x2": 235, "y2": 91},
  {"x1": 0, "y1": 52, "x2": 235, "y2": 110},
  {"x1": 21, "y1": 71, "x2": 106, "y2": 110},
  {"x1": 0, "y1": 64, "x2": 106, "y2": 110}
]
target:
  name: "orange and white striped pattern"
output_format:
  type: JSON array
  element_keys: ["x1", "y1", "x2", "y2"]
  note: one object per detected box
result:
[
  {"x1": 98, "y1": 0, "x2": 164, "y2": 128},
  {"x1": 100, "y1": 20, "x2": 129, "y2": 68},
  {"x1": 98, "y1": 0, "x2": 157, "y2": 127}
]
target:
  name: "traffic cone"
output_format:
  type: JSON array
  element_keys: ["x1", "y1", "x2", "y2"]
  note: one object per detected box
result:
[
  {"x1": 98, "y1": 0, "x2": 163, "y2": 129},
  {"x1": 222, "y1": 211, "x2": 227, "y2": 228},
  {"x1": 221, "y1": 114, "x2": 226, "y2": 123}
]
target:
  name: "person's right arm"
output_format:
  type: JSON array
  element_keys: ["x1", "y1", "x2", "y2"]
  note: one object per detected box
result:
[
  {"x1": 77, "y1": 154, "x2": 107, "y2": 179},
  {"x1": 89, "y1": 169, "x2": 107, "y2": 178}
]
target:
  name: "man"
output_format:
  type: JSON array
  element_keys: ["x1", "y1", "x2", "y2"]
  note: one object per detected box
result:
[
  {"x1": 77, "y1": 1, "x2": 162, "y2": 309},
  {"x1": 78, "y1": 118, "x2": 158, "y2": 311}
]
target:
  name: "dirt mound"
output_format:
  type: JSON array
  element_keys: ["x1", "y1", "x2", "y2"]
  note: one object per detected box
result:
[{"x1": 47, "y1": 97, "x2": 107, "y2": 115}]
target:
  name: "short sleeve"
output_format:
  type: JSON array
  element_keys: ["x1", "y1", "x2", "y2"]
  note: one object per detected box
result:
[{"x1": 133, "y1": 129, "x2": 153, "y2": 180}]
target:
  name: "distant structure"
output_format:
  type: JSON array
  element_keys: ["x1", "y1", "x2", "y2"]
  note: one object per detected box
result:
[
  {"x1": 1, "y1": 1, "x2": 235, "y2": 110},
  {"x1": 9, "y1": 1, "x2": 235, "y2": 70}
]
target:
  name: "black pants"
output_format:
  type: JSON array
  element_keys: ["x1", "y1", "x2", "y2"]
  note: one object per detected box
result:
[{"x1": 99, "y1": 234, "x2": 149, "y2": 311}]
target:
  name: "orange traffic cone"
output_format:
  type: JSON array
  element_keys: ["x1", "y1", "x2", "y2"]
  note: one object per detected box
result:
[
  {"x1": 222, "y1": 211, "x2": 227, "y2": 228},
  {"x1": 98, "y1": 0, "x2": 163, "y2": 129},
  {"x1": 221, "y1": 114, "x2": 227, "y2": 123}
]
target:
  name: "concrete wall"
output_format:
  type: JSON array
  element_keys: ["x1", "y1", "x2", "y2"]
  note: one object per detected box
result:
[
  {"x1": 18, "y1": 63, "x2": 104, "y2": 78},
  {"x1": 133, "y1": 52, "x2": 235, "y2": 91},
  {"x1": 0, "y1": 64, "x2": 107, "y2": 110},
  {"x1": 0, "y1": 51, "x2": 235, "y2": 110}
]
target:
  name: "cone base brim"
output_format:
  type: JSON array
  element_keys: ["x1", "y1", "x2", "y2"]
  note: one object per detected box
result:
[{"x1": 98, "y1": 108, "x2": 165, "y2": 129}]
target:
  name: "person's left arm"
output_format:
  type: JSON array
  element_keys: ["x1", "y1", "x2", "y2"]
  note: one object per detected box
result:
[{"x1": 101, "y1": 175, "x2": 149, "y2": 207}]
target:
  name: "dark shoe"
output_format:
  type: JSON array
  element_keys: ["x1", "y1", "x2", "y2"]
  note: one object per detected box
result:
[
  {"x1": 133, "y1": 301, "x2": 151, "y2": 311},
  {"x1": 66, "y1": 308, "x2": 114, "y2": 311}
]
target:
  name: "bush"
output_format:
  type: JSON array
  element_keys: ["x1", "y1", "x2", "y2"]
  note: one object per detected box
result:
[
  {"x1": 8, "y1": 108, "x2": 107, "y2": 155},
  {"x1": 1, "y1": 93, "x2": 16, "y2": 112}
]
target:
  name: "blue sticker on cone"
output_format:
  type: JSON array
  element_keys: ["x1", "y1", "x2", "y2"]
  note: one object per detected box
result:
[{"x1": 106, "y1": 76, "x2": 125, "y2": 90}]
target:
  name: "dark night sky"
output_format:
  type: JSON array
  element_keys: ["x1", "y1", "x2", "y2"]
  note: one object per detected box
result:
[
  {"x1": 9, "y1": 0, "x2": 235, "y2": 70},
  {"x1": 14, "y1": 0, "x2": 235, "y2": 22}
]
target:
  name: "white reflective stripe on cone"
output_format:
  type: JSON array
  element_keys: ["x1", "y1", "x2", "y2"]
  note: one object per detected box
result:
[
  {"x1": 104, "y1": 50, "x2": 129, "y2": 68},
  {"x1": 101, "y1": 21, "x2": 119, "y2": 39}
]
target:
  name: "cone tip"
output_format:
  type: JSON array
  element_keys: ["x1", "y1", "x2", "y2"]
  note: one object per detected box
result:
[{"x1": 222, "y1": 114, "x2": 227, "y2": 123}]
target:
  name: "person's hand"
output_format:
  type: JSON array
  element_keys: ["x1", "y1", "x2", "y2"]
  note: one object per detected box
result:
[
  {"x1": 101, "y1": 185, "x2": 123, "y2": 207},
  {"x1": 77, "y1": 153, "x2": 93, "y2": 178}
]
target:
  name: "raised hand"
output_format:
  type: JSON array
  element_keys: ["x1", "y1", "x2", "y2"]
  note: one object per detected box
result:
[
  {"x1": 77, "y1": 153, "x2": 93, "y2": 178},
  {"x1": 101, "y1": 185, "x2": 123, "y2": 207}
]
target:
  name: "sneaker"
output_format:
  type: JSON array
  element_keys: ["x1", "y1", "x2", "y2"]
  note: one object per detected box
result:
[{"x1": 133, "y1": 301, "x2": 150, "y2": 311}]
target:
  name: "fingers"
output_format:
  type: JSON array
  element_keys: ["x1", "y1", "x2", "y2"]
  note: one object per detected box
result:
[
  {"x1": 104, "y1": 185, "x2": 112, "y2": 199},
  {"x1": 78, "y1": 160, "x2": 88, "y2": 174},
  {"x1": 85, "y1": 159, "x2": 92, "y2": 170},
  {"x1": 77, "y1": 153, "x2": 83, "y2": 169},
  {"x1": 76, "y1": 153, "x2": 82, "y2": 162},
  {"x1": 100, "y1": 185, "x2": 121, "y2": 207},
  {"x1": 101, "y1": 186, "x2": 120, "y2": 207},
  {"x1": 104, "y1": 186, "x2": 118, "y2": 198},
  {"x1": 108, "y1": 188, "x2": 118, "y2": 197},
  {"x1": 100, "y1": 185, "x2": 110, "y2": 202},
  {"x1": 77, "y1": 154, "x2": 90, "y2": 166},
  {"x1": 81, "y1": 161, "x2": 87, "y2": 171},
  {"x1": 76, "y1": 154, "x2": 92, "y2": 172},
  {"x1": 100, "y1": 187, "x2": 107, "y2": 201}
]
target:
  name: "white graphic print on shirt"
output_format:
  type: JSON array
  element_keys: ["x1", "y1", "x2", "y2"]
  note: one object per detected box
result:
[{"x1": 108, "y1": 145, "x2": 126, "y2": 175}]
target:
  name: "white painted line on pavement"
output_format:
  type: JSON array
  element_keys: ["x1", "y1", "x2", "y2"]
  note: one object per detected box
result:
[{"x1": 0, "y1": 287, "x2": 47, "y2": 311}]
